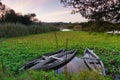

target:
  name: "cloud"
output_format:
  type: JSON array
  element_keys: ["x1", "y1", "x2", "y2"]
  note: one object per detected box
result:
[
  {"x1": 45, "y1": 10, "x2": 71, "y2": 18},
  {"x1": 2, "y1": 0, "x2": 49, "y2": 13},
  {"x1": 39, "y1": 10, "x2": 88, "y2": 22},
  {"x1": 37, "y1": 10, "x2": 70, "y2": 22},
  {"x1": 1, "y1": 0, "x2": 88, "y2": 22}
]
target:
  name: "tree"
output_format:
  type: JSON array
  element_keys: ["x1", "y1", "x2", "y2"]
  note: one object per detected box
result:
[
  {"x1": 0, "y1": 2, "x2": 37, "y2": 25},
  {"x1": 0, "y1": 1, "x2": 6, "y2": 16},
  {"x1": 61, "y1": 0, "x2": 120, "y2": 23},
  {"x1": 0, "y1": 9, "x2": 37, "y2": 25}
]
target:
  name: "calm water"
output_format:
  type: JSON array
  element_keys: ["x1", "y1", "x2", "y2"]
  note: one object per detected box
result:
[
  {"x1": 107, "y1": 31, "x2": 120, "y2": 34},
  {"x1": 55, "y1": 57, "x2": 89, "y2": 73},
  {"x1": 60, "y1": 29, "x2": 73, "y2": 31}
]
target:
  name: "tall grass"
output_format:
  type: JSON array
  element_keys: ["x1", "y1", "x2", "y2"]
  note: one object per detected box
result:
[
  {"x1": 29, "y1": 25, "x2": 59, "y2": 34},
  {"x1": 0, "y1": 23, "x2": 29, "y2": 38},
  {"x1": 0, "y1": 23, "x2": 59, "y2": 38}
]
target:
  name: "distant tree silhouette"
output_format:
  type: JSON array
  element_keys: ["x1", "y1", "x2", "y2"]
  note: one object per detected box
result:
[
  {"x1": 0, "y1": 10, "x2": 36, "y2": 25},
  {"x1": 61, "y1": 0, "x2": 120, "y2": 23},
  {"x1": 0, "y1": 1, "x2": 6, "y2": 15},
  {"x1": 0, "y1": 2, "x2": 37, "y2": 25}
]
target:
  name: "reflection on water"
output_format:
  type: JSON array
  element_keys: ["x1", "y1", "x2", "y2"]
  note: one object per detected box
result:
[
  {"x1": 61, "y1": 29, "x2": 73, "y2": 31},
  {"x1": 55, "y1": 57, "x2": 89, "y2": 73},
  {"x1": 107, "y1": 31, "x2": 120, "y2": 34}
]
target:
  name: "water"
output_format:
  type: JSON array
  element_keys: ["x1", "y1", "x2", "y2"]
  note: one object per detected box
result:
[
  {"x1": 114, "y1": 75, "x2": 120, "y2": 80},
  {"x1": 55, "y1": 57, "x2": 89, "y2": 73},
  {"x1": 60, "y1": 29, "x2": 73, "y2": 31},
  {"x1": 107, "y1": 31, "x2": 120, "y2": 34}
]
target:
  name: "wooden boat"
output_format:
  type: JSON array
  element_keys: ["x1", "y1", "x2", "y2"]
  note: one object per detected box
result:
[
  {"x1": 23, "y1": 49, "x2": 77, "y2": 70},
  {"x1": 23, "y1": 50, "x2": 65, "y2": 70},
  {"x1": 82, "y1": 48, "x2": 106, "y2": 75}
]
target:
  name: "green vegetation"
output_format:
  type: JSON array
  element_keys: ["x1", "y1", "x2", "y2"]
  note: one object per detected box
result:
[
  {"x1": 0, "y1": 1, "x2": 119, "y2": 79},
  {"x1": 0, "y1": 31, "x2": 120, "y2": 79},
  {"x1": 59, "y1": 21, "x2": 120, "y2": 32},
  {"x1": 80, "y1": 21, "x2": 120, "y2": 32},
  {"x1": 0, "y1": 70, "x2": 111, "y2": 80},
  {"x1": 0, "y1": 23, "x2": 59, "y2": 38}
]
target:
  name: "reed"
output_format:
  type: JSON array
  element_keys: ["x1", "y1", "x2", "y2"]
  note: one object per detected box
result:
[{"x1": 0, "y1": 23, "x2": 59, "y2": 38}]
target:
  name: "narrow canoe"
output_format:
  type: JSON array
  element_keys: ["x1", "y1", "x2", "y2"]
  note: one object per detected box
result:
[
  {"x1": 23, "y1": 50, "x2": 65, "y2": 70},
  {"x1": 23, "y1": 49, "x2": 77, "y2": 70},
  {"x1": 83, "y1": 48, "x2": 106, "y2": 75}
]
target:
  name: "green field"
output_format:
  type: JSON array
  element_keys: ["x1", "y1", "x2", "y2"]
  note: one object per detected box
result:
[{"x1": 0, "y1": 31, "x2": 120, "y2": 79}]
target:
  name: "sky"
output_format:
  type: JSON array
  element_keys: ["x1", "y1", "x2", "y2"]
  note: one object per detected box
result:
[{"x1": 2, "y1": 0, "x2": 88, "y2": 23}]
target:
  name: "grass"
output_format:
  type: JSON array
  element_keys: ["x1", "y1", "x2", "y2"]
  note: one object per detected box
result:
[
  {"x1": 0, "y1": 70, "x2": 111, "y2": 80},
  {"x1": 0, "y1": 31, "x2": 120, "y2": 79}
]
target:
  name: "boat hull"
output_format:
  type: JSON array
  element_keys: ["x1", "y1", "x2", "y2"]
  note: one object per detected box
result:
[
  {"x1": 83, "y1": 48, "x2": 106, "y2": 75},
  {"x1": 23, "y1": 49, "x2": 77, "y2": 71}
]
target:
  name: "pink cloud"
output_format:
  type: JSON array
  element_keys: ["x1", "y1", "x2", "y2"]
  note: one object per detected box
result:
[
  {"x1": 2, "y1": 0, "x2": 49, "y2": 13},
  {"x1": 1, "y1": 0, "x2": 88, "y2": 22}
]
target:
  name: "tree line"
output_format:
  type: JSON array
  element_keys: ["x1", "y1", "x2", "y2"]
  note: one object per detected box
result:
[{"x1": 0, "y1": 2, "x2": 37, "y2": 25}]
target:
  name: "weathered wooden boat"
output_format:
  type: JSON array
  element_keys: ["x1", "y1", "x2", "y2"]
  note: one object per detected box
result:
[
  {"x1": 23, "y1": 49, "x2": 77, "y2": 70},
  {"x1": 82, "y1": 48, "x2": 106, "y2": 75},
  {"x1": 23, "y1": 50, "x2": 65, "y2": 70}
]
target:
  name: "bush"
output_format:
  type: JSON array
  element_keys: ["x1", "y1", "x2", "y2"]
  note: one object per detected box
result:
[
  {"x1": 73, "y1": 25, "x2": 82, "y2": 31},
  {"x1": 80, "y1": 21, "x2": 119, "y2": 32}
]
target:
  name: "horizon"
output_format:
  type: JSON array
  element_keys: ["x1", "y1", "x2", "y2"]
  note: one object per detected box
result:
[{"x1": 2, "y1": 0, "x2": 88, "y2": 23}]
